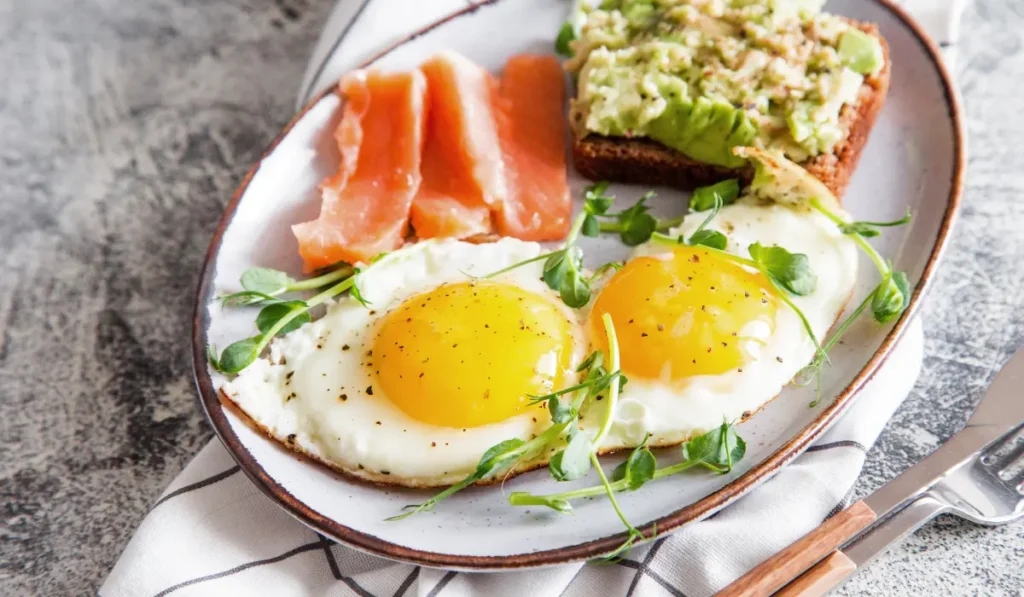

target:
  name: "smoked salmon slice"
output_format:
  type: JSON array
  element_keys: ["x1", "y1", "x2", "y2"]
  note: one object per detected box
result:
[
  {"x1": 492, "y1": 54, "x2": 570, "y2": 241},
  {"x1": 410, "y1": 195, "x2": 492, "y2": 239},
  {"x1": 293, "y1": 69, "x2": 427, "y2": 271},
  {"x1": 410, "y1": 51, "x2": 502, "y2": 239}
]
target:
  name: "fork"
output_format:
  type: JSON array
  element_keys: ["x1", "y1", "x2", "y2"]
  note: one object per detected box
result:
[{"x1": 720, "y1": 347, "x2": 1024, "y2": 597}]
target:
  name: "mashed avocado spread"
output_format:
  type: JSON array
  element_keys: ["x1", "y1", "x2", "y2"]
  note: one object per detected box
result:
[{"x1": 567, "y1": 0, "x2": 884, "y2": 167}]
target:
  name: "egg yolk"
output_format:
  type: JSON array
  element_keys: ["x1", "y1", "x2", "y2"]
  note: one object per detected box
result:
[
  {"x1": 373, "y1": 281, "x2": 574, "y2": 428},
  {"x1": 590, "y1": 246, "x2": 777, "y2": 382}
]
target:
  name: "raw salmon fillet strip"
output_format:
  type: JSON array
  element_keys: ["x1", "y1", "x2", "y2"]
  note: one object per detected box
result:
[
  {"x1": 410, "y1": 51, "x2": 503, "y2": 239},
  {"x1": 293, "y1": 69, "x2": 427, "y2": 271},
  {"x1": 492, "y1": 54, "x2": 570, "y2": 241}
]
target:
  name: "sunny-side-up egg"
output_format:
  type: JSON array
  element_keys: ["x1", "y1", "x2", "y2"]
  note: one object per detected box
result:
[
  {"x1": 579, "y1": 199, "x2": 860, "y2": 451},
  {"x1": 219, "y1": 238, "x2": 588, "y2": 488}
]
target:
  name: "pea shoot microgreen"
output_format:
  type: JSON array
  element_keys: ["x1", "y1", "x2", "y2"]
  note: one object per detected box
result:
[
  {"x1": 794, "y1": 198, "x2": 912, "y2": 405},
  {"x1": 387, "y1": 352, "x2": 605, "y2": 520},
  {"x1": 586, "y1": 187, "x2": 685, "y2": 246},
  {"x1": 219, "y1": 264, "x2": 355, "y2": 306},
  {"x1": 592, "y1": 179, "x2": 740, "y2": 249},
  {"x1": 612, "y1": 433, "x2": 656, "y2": 491},
  {"x1": 837, "y1": 209, "x2": 912, "y2": 238},
  {"x1": 588, "y1": 261, "x2": 623, "y2": 284},
  {"x1": 386, "y1": 436, "x2": 537, "y2": 521},
  {"x1": 809, "y1": 197, "x2": 911, "y2": 324},
  {"x1": 650, "y1": 233, "x2": 827, "y2": 364},
  {"x1": 508, "y1": 420, "x2": 746, "y2": 512},
  {"x1": 482, "y1": 185, "x2": 615, "y2": 308},
  {"x1": 209, "y1": 261, "x2": 369, "y2": 374}
]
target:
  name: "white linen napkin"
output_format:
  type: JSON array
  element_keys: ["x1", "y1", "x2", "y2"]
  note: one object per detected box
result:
[
  {"x1": 101, "y1": 321, "x2": 922, "y2": 597},
  {"x1": 102, "y1": 1, "x2": 962, "y2": 594}
]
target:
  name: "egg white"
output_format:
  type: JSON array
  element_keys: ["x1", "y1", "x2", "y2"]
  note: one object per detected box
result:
[
  {"x1": 219, "y1": 238, "x2": 586, "y2": 487},
  {"x1": 581, "y1": 200, "x2": 859, "y2": 450}
]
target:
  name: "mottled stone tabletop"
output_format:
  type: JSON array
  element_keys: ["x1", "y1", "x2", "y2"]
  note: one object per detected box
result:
[{"x1": 1, "y1": 0, "x2": 1023, "y2": 595}]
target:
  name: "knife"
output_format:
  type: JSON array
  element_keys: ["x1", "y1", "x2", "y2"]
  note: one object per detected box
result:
[{"x1": 718, "y1": 346, "x2": 1024, "y2": 597}]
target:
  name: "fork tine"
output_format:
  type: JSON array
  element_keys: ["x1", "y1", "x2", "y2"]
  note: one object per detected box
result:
[
  {"x1": 983, "y1": 424, "x2": 1024, "y2": 468},
  {"x1": 994, "y1": 443, "x2": 1024, "y2": 492}
]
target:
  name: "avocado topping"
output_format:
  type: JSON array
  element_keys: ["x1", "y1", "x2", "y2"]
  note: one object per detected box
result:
[{"x1": 567, "y1": 0, "x2": 885, "y2": 166}]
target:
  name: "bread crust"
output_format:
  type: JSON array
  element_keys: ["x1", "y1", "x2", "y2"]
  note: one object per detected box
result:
[{"x1": 572, "y1": 21, "x2": 891, "y2": 199}]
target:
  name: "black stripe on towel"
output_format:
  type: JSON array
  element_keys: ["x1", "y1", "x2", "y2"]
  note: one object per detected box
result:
[
  {"x1": 151, "y1": 466, "x2": 241, "y2": 509},
  {"x1": 153, "y1": 541, "x2": 323, "y2": 596}
]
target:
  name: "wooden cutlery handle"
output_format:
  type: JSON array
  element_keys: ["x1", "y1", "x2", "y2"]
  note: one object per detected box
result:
[
  {"x1": 717, "y1": 500, "x2": 876, "y2": 597},
  {"x1": 774, "y1": 551, "x2": 857, "y2": 596}
]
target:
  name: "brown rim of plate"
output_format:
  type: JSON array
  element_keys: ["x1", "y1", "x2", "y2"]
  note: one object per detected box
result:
[{"x1": 191, "y1": 0, "x2": 965, "y2": 570}]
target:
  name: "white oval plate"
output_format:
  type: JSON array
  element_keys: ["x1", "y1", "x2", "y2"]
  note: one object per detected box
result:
[{"x1": 192, "y1": 0, "x2": 963, "y2": 569}]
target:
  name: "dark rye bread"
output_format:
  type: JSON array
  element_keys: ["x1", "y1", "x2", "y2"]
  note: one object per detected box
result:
[{"x1": 572, "y1": 21, "x2": 891, "y2": 198}]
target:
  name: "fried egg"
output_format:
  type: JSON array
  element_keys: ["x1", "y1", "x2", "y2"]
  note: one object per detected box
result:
[
  {"x1": 221, "y1": 199, "x2": 858, "y2": 489},
  {"x1": 219, "y1": 238, "x2": 586, "y2": 487},
  {"x1": 580, "y1": 200, "x2": 859, "y2": 451}
]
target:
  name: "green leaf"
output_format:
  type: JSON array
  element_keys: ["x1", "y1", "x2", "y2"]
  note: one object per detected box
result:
[
  {"x1": 688, "y1": 229, "x2": 727, "y2": 250},
  {"x1": 474, "y1": 438, "x2": 526, "y2": 478},
  {"x1": 871, "y1": 270, "x2": 910, "y2": 323},
  {"x1": 584, "y1": 180, "x2": 610, "y2": 200},
  {"x1": 614, "y1": 194, "x2": 658, "y2": 246},
  {"x1": 547, "y1": 247, "x2": 590, "y2": 308},
  {"x1": 681, "y1": 422, "x2": 747, "y2": 473},
  {"x1": 240, "y1": 267, "x2": 295, "y2": 295},
  {"x1": 585, "y1": 369, "x2": 620, "y2": 397},
  {"x1": 555, "y1": 21, "x2": 576, "y2": 57},
  {"x1": 559, "y1": 265, "x2": 591, "y2": 308},
  {"x1": 600, "y1": 528, "x2": 646, "y2": 563},
  {"x1": 508, "y1": 491, "x2": 573, "y2": 513},
  {"x1": 538, "y1": 496, "x2": 573, "y2": 512},
  {"x1": 690, "y1": 179, "x2": 740, "y2": 212},
  {"x1": 839, "y1": 209, "x2": 912, "y2": 237},
  {"x1": 255, "y1": 301, "x2": 310, "y2": 335},
  {"x1": 217, "y1": 337, "x2": 262, "y2": 373},
  {"x1": 582, "y1": 213, "x2": 601, "y2": 238},
  {"x1": 350, "y1": 278, "x2": 371, "y2": 307},
  {"x1": 206, "y1": 344, "x2": 220, "y2": 370},
  {"x1": 549, "y1": 432, "x2": 592, "y2": 481},
  {"x1": 612, "y1": 436, "x2": 656, "y2": 490},
  {"x1": 542, "y1": 250, "x2": 570, "y2": 291},
  {"x1": 839, "y1": 222, "x2": 881, "y2": 238},
  {"x1": 584, "y1": 182, "x2": 614, "y2": 215},
  {"x1": 220, "y1": 290, "x2": 281, "y2": 307},
  {"x1": 577, "y1": 350, "x2": 603, "y2": 373},
  {"x1": 619, "y1": 212, "x2": 657, "y2": 246},
  {"x1": 748, "y1": 242, "x2": 817, "y2": 296},
  {"x1": 548, "y1": 396, "x2": 574, "y2": 424},
  {"x1": 387, "y1": 437, "x2": 527, "y2": 521},
  {"x1": 588, "y1": 261, "x2": 623, "y2": 283}
]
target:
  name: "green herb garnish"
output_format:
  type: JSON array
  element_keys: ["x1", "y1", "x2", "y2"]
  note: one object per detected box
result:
[
  {"x1": 555, "y1": 22, "x2": 576, "y2": 57},
  {"x1": 689, "y1": 179, "x2": 740, "y2": 212},
  {"x1": 389, "y1": 358, "x2": 602, "y2": 520},
  {"x1": 795, "y1": 199, "x2": 912, "y2": 405},
  {"x1": 591, "y1": 189, "x2": 684, "y2": 246},
  {"x1": 838, "y1": 209, "x2": 912, "y2": 238},
  {"x1": 210, "y1": 263, "x2": 365, "y2": 374},
  {"x1": 509, "y1": 420, "x2": 746, "y2": 509},
  {"x1": 483, "y1": 185, "x2": 609, "y2": 308},
  {"x1": 593, "y1": 179, "x2": 740, "y2": 248},
  {"x1": 747, "y1": 242, "x2": 817, "y2": 296},
  {"x1": 219, "y1": 264, "x2": 354, "y2": 306},
  {"x1": 810, "y1": 197, "x2": 911, "y2": 324}
]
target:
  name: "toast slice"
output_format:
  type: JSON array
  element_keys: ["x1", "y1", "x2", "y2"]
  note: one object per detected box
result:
[{"x1": 572, "y1": 21, "x2": 891, "y2": 198}]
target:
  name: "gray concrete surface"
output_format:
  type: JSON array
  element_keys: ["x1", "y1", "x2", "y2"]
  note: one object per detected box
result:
[{"x1": 0, "y1": 0, "x2": 1022, "y2": 594}]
